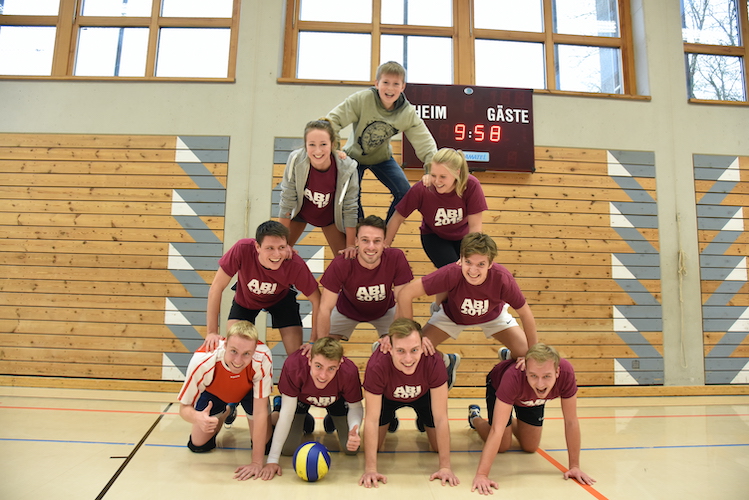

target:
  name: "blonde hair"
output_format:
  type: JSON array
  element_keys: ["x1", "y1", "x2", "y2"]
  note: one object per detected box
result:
[
  {"x1": 460, "y1": 232, "x2": 498, "y2": 262},
  {"x1": 310, "y1": 337, "x2": 344, "y2": 362},
  {"x1": 376, "y1": 61, "x2": 406, "y2": 81},
  {"x1": 304, "y1": 118, "x2": 340, "y2": 152},
  {"x1": 226, "y1": 320, "x2": 259, "y2": 343},
  {"x1": 429, "y1": 148, "x2": 469, "y2": 196},
  {"x1": 387, "y1": 317, "x2": 423, "y2": 340},
  {"x1": 525, "y1": 343, "x2": 561, "y2": 370}
]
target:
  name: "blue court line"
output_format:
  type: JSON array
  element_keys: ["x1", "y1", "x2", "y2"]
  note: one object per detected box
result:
[
  {"x1": 0, "y1": 437, "x2": 135, "y2": 446},
  {"x1": 144, "y1": 443, "x2": 749, "y2": 454},
  {"x1": 545, "y1": 443, "x2": 749, "y2": 452}
]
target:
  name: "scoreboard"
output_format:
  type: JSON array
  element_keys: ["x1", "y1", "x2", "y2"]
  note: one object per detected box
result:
[{"x1": 402, "y1": 84, "x2": 535, "y2": 172}]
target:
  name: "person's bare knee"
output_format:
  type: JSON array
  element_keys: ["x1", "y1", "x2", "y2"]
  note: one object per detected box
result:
[
  {"x1": 492, "y1": 327, "x2": 529, "y2": 357},
  {"x1": 422, "y1": 324, "x2": 450, "y2": 348},
  {"x1": 279, "y1": 326, "x2": 303, "y2": 354}
]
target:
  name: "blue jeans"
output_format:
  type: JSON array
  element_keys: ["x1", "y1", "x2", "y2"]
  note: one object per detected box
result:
[{"x1": 358, "y1": 157, "x2": 411, "y2": 221}]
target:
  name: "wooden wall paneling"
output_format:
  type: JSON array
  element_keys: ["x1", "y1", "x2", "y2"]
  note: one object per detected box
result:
[
  {"x1": 694, "y1": 154, "x2": 749, "y2": 384},
  {"x1": 0, "y1": 134, "x2": 228, "y2": 389}
]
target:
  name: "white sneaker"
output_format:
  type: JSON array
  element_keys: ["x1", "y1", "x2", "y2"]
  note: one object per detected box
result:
[
  {"x1": 430, "y1": 302, "x2": 441, "y2": 314},
  {"x1": 498, "y1": 348, "x2": 512, "y2": 361}
]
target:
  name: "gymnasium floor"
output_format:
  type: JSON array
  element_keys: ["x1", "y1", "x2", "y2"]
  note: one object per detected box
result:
[{"x1": 1, "y1": 386, "x2": 747, "y2": 500}]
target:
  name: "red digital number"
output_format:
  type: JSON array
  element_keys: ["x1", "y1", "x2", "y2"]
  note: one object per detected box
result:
[
  {"x1": 455, "y1": 123, "x2": 466, "y2": 141},
  {"x1": 474, "y1": 124, "x2": 485, "y2": 142},
  {"x1": 490, "y1": 125, "x2": 501, "y2": 142}
]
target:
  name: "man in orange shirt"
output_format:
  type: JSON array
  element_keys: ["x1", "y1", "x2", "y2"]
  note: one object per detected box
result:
[{"x1": 178, "y1": 321, "x2": 273, "y2": 480}]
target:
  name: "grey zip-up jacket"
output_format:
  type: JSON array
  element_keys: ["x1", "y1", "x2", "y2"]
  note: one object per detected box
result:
[{"x1": 278, "y1": 148, "x2": 360, "y2": 233}]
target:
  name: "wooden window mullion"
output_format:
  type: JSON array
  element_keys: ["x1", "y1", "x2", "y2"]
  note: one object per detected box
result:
[
  {"x1": 619, "y1": 0, "x2": 636, "y2": 94},
  {"x1": 51, "y1": 0, "x2": 78, "y2": 76},
  {"x1": 741, "y1": 0, "x2": 749, "y2": 99},
  {"x1": 371, "y1": 0, "x2": 382, "y2": 80},
  {"x1": 542, "y1": 0, "x2": 556, "y2": 90},
  {"x1": 453, "y1": 0, "x2": 473, "y2": 85},
  {"x1": 281, "y1": 0, "x2": 298, "y2": 79},
  {"x1": 144, "y1": 0, "x2": 162, "y2": 78}
]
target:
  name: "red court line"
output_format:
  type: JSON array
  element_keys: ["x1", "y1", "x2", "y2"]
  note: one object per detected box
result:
[
  {"x1": 536, "y1": 447, "x2": 609, "y2": 500},
  {"x1": 545, "y1": 413, "x2": 749, "y2": 420},
  {"x1": 0, "y1": 405, "x2": 172, "y2": 416}
]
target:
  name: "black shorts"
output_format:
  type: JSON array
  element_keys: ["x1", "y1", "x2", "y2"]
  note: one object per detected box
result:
[
  {"x1": 421, "y1": 233, "x2": 462, "y2": 269},
  {"x1": 379, "y1": 392, "x2": 435, "y2": 428},
  {"x1": 228, "y1": 288, "x2": 302, "y2": 328},
  {"x1": 195, "y1": 390, "x2": 255, "y2": 416},
  {"x1": 485, "y1": 375, "x2": 545, "y2": 427}
]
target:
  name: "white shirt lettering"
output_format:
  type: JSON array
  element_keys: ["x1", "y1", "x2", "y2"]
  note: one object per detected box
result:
[
  {"x1": 434, "y1": 207, "x2": 463, "y2": 226},
  {"x1": 355, "y1": 284, "x2": 387, "y2": 302},
  {"x1": 248, "y1": 279, "x2": 277, "y2": 295},
  {"x1": 304, "y1": 189, "x2": 331, "y2": 209},
  {"x1": 307, "y1": 396, "x2": 336, "y2": 407},
  {"x1": 519, "y1": 399, "x2": 547, "y2": 406},
  {"x1": 460, "y1": 298, "x2": 489, "y2": 316},
  {"x1": 393, "y1": 385, "x2": 422, "y2": 399}
]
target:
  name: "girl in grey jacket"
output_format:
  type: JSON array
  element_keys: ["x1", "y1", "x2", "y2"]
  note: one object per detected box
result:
[{"x1": 278, "y1": 119, "x2": 360, "y2": 259}]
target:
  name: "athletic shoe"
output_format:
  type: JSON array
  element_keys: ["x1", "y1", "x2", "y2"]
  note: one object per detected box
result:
[
  {"x1": 468, "y1": 404, "x2": 481, "y2": 429},
  {"x1": 272, "y1": 395, "x2": 282, "y2": 412},
  {"x1": 416, "y1": 416, "x2": 425, "y2": 432},
  {"x1": 388, "y1": 416, "x2": 399, "y2": 433},
  {"x1": 430, "y1": 301, "x2": 441, "y2": 314},
  {"x1": 445, "y1": 353, "x2": 461, "y2": 390},
  {"x1": 304, "y1": 412, "x2": 315, "y2": 434},
  {"x1": 323, "y1": 414, "x2": 336, "y2": 434},
  {"x1": 498, "y1": 347, "x2": 512, "y2": 361},
  {"x1": 224, "y1": 403, "x2": 238, "y2": 428},
  {"x1": 372, "y1": 340, "x2": 380, "y2": 353}
]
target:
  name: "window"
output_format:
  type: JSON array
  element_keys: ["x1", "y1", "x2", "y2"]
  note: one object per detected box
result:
[
  {"x1": 281, "y1": 0, "x2": 637, "y2": 96},
  {"x1": 682, "y1": 0, "x2": 749, "y2": 102},
  {"x1": 0, "y1": 0, "x2": 240, "y2": 80}
]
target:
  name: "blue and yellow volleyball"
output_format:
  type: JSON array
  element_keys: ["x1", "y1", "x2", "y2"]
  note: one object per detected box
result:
[{"x1": 292, "y1": 441, "x2": 331, "y2": 482}]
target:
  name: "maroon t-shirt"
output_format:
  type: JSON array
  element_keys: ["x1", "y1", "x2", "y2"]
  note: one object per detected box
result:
[
  {"x1": 490, "y1": 358, "x2": 578, "y2": 406},
  {"x1": 218, "y1": 238, "x2": 319, "y2": 310},
  {"x1": 299, "y1": 156, "x2": 337, "y2": 227},
  {"x1": 422, "y1": 262, "x2": 526, "y2": 325},
  {"x1": 278, "y1": 350, "x2": 362, "y2": 407},
  {"x1": 363, "y1": 349, "x2": 447, "y2": 403},
  {"x1": 320, "y1": 248, "x2": 413, "y2": 322},
  {"x1": 395, "y1": 175, "x2": 487, "y2": 240}
]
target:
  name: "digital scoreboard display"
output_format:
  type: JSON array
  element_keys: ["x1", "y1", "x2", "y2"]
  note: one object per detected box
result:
[{"x1": 402, "y1": 84, "x2": 535, "y2": 172}]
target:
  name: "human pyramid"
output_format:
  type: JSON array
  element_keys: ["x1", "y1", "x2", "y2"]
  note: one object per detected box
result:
[{"x1": 177, "y1": 61, "x2": 596, "y2": 494}]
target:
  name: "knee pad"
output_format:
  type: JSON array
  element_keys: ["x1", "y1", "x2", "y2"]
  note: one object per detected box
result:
[{"x1": 187, "y1": 434, "x2": 217, "y2": 453}]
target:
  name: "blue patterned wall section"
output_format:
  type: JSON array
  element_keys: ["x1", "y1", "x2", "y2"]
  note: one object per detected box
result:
[
  {"x1": 162, "y1": 136, "x2": 228, "y2": 380},
  {"x1": 694, "y1": 154, "x2": 749, "y2": 384},
  {"x1": 607, "y1": 150, "x2": 663, "y2": 385}
]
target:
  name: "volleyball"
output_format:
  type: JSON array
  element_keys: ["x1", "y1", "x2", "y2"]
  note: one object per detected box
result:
[{"x1": 292, "y1": 441, "x2": 331, "y2": 482}]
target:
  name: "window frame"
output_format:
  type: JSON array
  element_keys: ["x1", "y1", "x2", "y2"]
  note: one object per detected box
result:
[
  {"x1": 0, "y1": 0, "x2": 241, "y2": 81},
  {"x1": 683, "y1": 0, "x2": 749, "y2": 104},
  {"x1": 280, "y1": 0, "x2": 640, "y2": 98}
]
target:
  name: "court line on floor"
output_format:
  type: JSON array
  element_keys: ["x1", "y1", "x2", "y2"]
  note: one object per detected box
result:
[
  {"x1": 0, "y1": 437, "x2": 136, "y2": 446},
  {"x1": 5, "y1": 435, "x2": 745, "y2": 455},
  {"x1": 0, "y1": 405, "x2": 170, "y2": 415},
  {"x1": 94, "y1": 402, "x2": 172, "y2": 500},
  {"x1": 536, "y1": 448, "x2": 608, "y2": 500},
  {"x1": 2, "y1": 405, "x2": 748, "y2": 421}
]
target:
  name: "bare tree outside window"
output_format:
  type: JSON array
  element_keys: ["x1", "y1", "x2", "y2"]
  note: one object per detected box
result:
[{"x1": 682, "y1": 0, "x2": 746, "y2": 101}]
